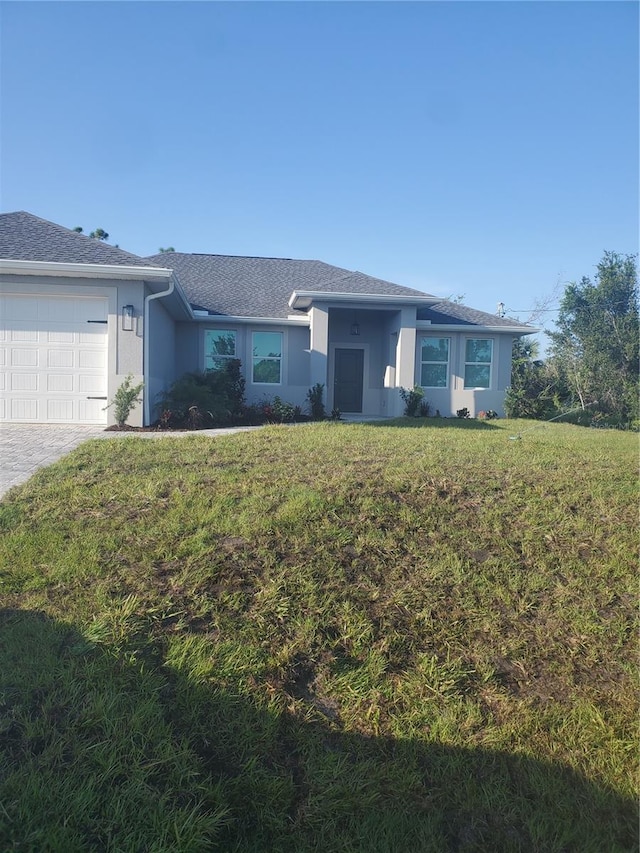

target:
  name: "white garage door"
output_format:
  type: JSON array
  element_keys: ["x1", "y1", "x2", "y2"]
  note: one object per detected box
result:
[{"x1": 0, "y1": 294, "x2": 109, "y2": 424}]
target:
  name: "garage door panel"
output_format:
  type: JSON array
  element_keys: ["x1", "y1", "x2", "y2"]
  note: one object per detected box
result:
[
  {"x1": 1, "y1": 295, "x2": 108, "y2": 424},
  {"x1": 11, "y1": 399, "x2": 38, "y2": 420},
  {"x1": 79, "y1": 349, "x2": 106, "y2": 369},
  {"x1": 47, "y1": 400, "x2": 74, "y2": 421},
  {"x1": 11, "y1": 329, "x2": 38, "y2": 342},
  {"x1": 11, "y1": 374, "x2": 38, "y2": 392},
  {"x1": 78, "y1": 373, "x2": 106, "y2": 393},
  {"x1": 11, "y1": 349, "x2": 38, "y2": 367},
  {"x1": 48, "y1": 330, "x2": 74, "y2": 343},
  {"x1": 79, "y1": 399, "x2": 105, "y2": 422},
  {"x1": 48, "y1": 349, "x2": 74, "y2": 368},
  {"x1": 47, "y1": 374, "x2": 74, "y2": 392}
]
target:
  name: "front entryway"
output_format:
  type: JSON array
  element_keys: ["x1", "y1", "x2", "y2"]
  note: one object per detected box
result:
[{"x1": 334, "y1": 347, "x2": 364, "y2": 413}]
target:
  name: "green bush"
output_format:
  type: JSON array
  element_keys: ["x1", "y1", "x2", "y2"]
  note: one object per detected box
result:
[
  {"x1": 306, "y1": 383, "x2": 326, "y2": 420},
  {"x1": 157, "y1": 360, "x2": 245, "y2": 429},
  {"x1": 399, "y1": 385, "x2": 425, "y2": 417},
  {"x1": 105, "y1": 375, "x2": 144, "y2": 427}
]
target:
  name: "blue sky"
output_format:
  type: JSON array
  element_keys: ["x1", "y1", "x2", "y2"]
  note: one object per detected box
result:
[{"x1": 1, "y1": 1, "x2": 638, "y2": 347}]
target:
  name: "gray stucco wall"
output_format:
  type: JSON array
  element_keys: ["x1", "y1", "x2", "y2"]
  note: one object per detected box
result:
[
  {"x1": 174, "y1": 321, "x2": 313, "y2": 410},
  {"x1": 415, "y1": 331, "x2": 515, "y2": 417},
  {"x1": 146, "y1": 296, "x2": 177, "y2": 423}
]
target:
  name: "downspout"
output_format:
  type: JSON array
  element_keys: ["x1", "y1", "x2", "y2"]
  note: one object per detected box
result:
[{"x1": 143, "y1": 277, "x2": 175, "y2": 426}]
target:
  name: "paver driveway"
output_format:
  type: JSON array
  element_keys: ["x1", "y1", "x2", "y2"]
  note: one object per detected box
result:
[
  {"x1": 0, "y1": 424, "x2": 108, "y2": 499},
  {"x1": 0, "y1": 423, "x2": 262, "y2": 500}
]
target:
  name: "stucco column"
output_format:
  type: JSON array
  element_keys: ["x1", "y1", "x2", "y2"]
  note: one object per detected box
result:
[
  {"x1": 309, "y1": 305, "x2": 329, "y2": 389},
  {"x1": 394, "y1": 307, "x2": 417, "y2": 416}
]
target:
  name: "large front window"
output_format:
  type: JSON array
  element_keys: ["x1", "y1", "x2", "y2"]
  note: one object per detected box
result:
[
  {"x1": 252, "y1": 331, "x2": 282, "y2": 384},
  {"x1": 421, "y1": 337, "x2": 450, "y2": 387},
  {"x1": 205, "y1": 329, "x2": 236, "y2": 370},
  {"x1": 464, "y1": 339, "x2": 493, "y2": 388}
]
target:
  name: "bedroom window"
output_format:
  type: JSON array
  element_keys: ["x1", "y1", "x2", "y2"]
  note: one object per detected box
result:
[
  {"x1": 464, "y1": 339, "x2": 493, "y2": 388},
  {"x1": 205, "y1": 329, "x2": 237, "y2": 370},
  {"x1": 252, "y1": 331, "x2": 282, "y2": 384},
  {"x1": 420, "y1": 337, "x2": 450, "y2": 387}
]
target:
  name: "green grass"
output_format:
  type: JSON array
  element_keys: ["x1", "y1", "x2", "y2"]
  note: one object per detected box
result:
[{"x1": 0, "y1": 419, "x2": 637, "y2": 852}]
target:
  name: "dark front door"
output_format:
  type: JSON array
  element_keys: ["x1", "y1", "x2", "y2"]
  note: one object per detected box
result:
[{"x1": 334, "y1": 348, "x2": 364, "y2": 413}]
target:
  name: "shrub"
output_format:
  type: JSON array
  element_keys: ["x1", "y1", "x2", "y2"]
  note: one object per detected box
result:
[
  {"x1": 306, "y1": 383, "x2": 326, "y2": 420},
  {"x1": 456, "y1": 407, "x2": 470, "y2": 419},
  {"x1": 399, "y1": 386, "x2": 425, "y2": 417},
  {"x1": 272, "y1": 397, "x2": 296, "y2": 423},
  {"x1": 105, "y1": 375, "x2": 144, "y2": 427},
  {"x1": 419, "y1": 400, "x2": 431, "y2": 418},
  {"x1": 478, "y1": 410, "x2": 499, "y2": 420},
  {"x1": 157, "y1": 360, "x2": 246, "y2": 429}
]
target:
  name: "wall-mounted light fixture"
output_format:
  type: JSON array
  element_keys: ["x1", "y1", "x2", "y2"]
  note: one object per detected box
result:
[
  {"x1": 122, "y1": 305, "x2": 135, "y2": 331},
  {"x1": 350, "y1": 316, "x2": 360, "y2": 336}
]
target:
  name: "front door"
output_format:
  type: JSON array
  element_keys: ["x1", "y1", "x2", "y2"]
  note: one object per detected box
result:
[{"x1": 334, "y1": 348, "x2": 364, "y2": 413}]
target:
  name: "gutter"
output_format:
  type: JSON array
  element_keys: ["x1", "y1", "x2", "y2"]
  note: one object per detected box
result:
[
  {"x1": 0, "y1": 258, "x2": 173, "y2": 281},
  {"x1": 289, "y1": 290, "x2": 441, "y2": 311},
  {"x1": 417, "y1": 322, "x2": 540, "y2": 334},
  {"x1": 191, "y1": 312, "x2": 309, "y2": 326},
  {"x1": 143, "y1": 276, "x2": 175, "y2": 425}
]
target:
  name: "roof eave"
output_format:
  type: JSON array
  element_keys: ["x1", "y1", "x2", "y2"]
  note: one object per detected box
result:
[
  {"x1": 190, "y1": 312, "x2": 309, "y2": 326},
  {"x1": 0, "y1": 258, "x2": 173, "y2": 281},
  {"x1": 289, "y1": 290, "x2": 440, "y2": 310},
  {"x1": 417, "y1": 321, "x2": 540, "y2": 334}
]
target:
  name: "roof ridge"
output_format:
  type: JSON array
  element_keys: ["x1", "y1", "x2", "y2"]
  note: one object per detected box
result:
[
  {"x1": 0, "y1": 211, "x2": 145, "y2": 261},
  {"x1": 144, "y1": 252, "x2": 336, "y2": 263}
]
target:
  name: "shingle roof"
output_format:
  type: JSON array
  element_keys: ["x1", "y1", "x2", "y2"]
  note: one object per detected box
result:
[
  {"x1": 0, "y1": 211, "x2": 162, "y2": 268},
  {"x1": 142, "y1": 252, "x2": 433, "y2": 318},
  {"x1": 0, "y1": 211, "x2": 532, "y2": 330},
  {"x1": 418, "y1": 302, "x2": 531, "y2": 329}
]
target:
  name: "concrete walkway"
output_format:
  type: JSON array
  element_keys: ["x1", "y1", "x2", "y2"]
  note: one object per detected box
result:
[{"x1": 0, "y1": 423, "x2": 262, "y2": 500}]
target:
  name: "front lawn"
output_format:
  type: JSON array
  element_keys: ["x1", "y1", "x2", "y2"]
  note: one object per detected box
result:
[{"x1": 0, "y1": 420, "x2": 637, "y2": 851}]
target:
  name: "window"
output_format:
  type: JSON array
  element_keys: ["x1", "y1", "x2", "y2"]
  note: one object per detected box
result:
[
  {"x1": 252, "y1": 331, "x2": 282, "y2": 384},
  {"x1": 205, "y1": 329, "x2": 236, "y2": 370},
  {"x1": 421, "y1": 337, "x2": 450, "y2": 387},
  {"x1": 464, "y1": 339, "x2": 493, "y2": 388}
]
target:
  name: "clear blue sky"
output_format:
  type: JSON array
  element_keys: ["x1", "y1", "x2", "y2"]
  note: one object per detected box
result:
[{"x1": 1, "y1": 1, "x2": 638, "y2": 346}]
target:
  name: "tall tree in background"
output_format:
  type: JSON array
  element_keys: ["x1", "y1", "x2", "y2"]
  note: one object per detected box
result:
[
  {"x1": 72, "y1": 227, "x2": 109, "y2": 241},
  {"x1": 504, "y1": 336, "x2": 561, "y2": 419},
  {"x1": 548, "y1": 251, "x2": 639, "y2": 421}
]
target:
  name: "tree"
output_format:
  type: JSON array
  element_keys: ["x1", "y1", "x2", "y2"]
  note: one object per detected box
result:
[
  {"x1": 89, "y1": 228, "x2": 109, "y2": 241},
  {"x1": 158, "y1": 247, "x2": 176, "y2": 253},
  {"x1": 504, "y1": 336, "x2": 562, "y2": 419},
  {"x1": 72, "y1": 226, "x2": 109, "y2": 241},
  {"x1": 548, "y1": 252, "x2": 639, "y2": 422}
]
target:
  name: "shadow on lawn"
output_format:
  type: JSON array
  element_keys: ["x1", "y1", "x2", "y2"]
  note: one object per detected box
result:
[{"x1": 0, "y1": 608, "x2": 635, "y2": 852}]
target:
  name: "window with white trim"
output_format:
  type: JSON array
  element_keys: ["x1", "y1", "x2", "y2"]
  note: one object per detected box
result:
[
  {"x1": 252, "y1": 331, "x2": 282, "y2": 384},
  {"x1": 420, "y1": 337, "x2": 450, "y2": 387},
  {"x1": 464, "y1": 339, "x2": 493, "y2": 388},
  {"x1": 205, "y1": 329, "x2": 237, "y2": 370}
]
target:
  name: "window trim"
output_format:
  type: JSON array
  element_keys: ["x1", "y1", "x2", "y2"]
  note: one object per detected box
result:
[
  {"x1": 204, "y1": 328, "x2": 237, "y2": 371},
  {"x1": 463, "y1": 338, "x2": 493, "y2": 389},
  {"x1": 420, "y1": 335, "x2": 450, "y2": 389},
  {"x1": 251, "y1": 330, "x2": 283, "y2": 386}
]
